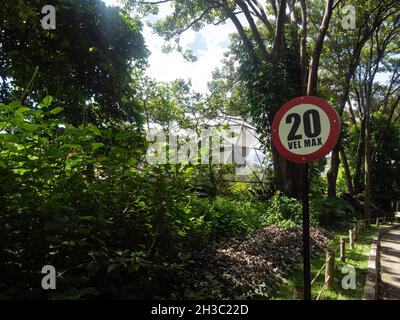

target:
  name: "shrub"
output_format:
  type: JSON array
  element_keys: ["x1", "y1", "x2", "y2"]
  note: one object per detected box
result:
[{"x1": 310, "y1": 196, "x2": 355, "y2": 227}]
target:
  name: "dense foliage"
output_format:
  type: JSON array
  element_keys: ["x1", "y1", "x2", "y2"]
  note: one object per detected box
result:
[
  {"x1": 0, "y1": 0, "x2": 148, "y2": 125},
  {"x1": 0, "y1": 0, "x2": 398, "y2": 301},
  {"x1": 0, "y1": 97, "x2": 359, "y2": 299}
]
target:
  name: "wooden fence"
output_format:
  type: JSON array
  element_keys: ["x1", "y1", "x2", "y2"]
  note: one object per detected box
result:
[{"x1": 309, "y1": 217, "x2": 397, "y2": 300}]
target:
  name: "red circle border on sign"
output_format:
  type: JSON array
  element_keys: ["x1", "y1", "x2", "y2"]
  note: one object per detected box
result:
[{"x1": 271, "y1": 96, "x2": 341, "y2": 163}]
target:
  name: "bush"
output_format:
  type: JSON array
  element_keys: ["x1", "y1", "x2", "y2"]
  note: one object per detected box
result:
[
  {"x1": 0, "y1": 97, "x2": 356, "y2": 299},
  {"x1": 263, "y1": 192, "x2": 322, "y2": 227},
  {"x1": 204, "y1": 197, "x2": 269, "y2": 238},
  {"x1": 0, "y1": 98, "x2": 269, "y2": 299},
  {"x1": 310, "y1": 196, "x2": 355, "y2": 227}
]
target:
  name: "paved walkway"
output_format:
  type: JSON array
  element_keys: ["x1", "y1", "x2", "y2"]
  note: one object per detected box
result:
[{"x1": 379, "y1": 227, "x2": 400, "y2": 299}]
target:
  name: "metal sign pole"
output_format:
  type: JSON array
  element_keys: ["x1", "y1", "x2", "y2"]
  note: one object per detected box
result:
[
  {"x1": 302, "y1": 163, "x2": 311, "y2": 300},
  {"x1": 271, "y1": 96, "x2": 341, "y2": 300}
]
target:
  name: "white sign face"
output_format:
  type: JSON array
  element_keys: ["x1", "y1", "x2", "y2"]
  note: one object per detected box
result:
[
  {"x1": 272, "y1": 96, "x2": 341, "y2": 163},
  {"x1": 278, "y1": 104, "x2": 330, "y2": 155}
]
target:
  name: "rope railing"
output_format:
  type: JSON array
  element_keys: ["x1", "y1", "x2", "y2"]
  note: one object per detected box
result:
[
  {"x1": 295, "y1": 216, "x2": 398, "y2": 300},
  {"x1": 316, "y1": 275, "x2": 331, "y2": 300},
  {"x1": 313, "y1": 251, "x2": 334, "y2": 300},
  {"x1": 311, "y1": 218, "x2": 370, "y2": 300},
  {"x1": 311, "y1": 261, "x2": 327, "y2": 285}
]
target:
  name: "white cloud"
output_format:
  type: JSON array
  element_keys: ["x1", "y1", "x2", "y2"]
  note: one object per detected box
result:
[
  {"x1": 102, "y1": 0, "x2": 247, "y2": 94},
  {"x1": 143, "y1": 23, "x2": 236, "y2": 93}
]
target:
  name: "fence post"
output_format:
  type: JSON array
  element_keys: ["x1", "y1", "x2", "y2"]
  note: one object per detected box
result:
[
  {"x1": 353, "y1": 225, "x2": 357, "y2": 241},
  {"x1": 293, "y1": 287, "x2": 304, "y2": 300},
  {"x1": 339, "y1": 237, "x2": 345, "y2": 262},
  {"x1": 376, "y1": 217, "x2": 379, "y2": 226},
  {"x1": 383, "y1": 216, "x2": 386, "y2": 224},
  {"x1": 349, "y1": 230, "x2": 354, "y2": 249},
  {"x1": 325, "y1": 250, "x2": 335, "y2": 290}
]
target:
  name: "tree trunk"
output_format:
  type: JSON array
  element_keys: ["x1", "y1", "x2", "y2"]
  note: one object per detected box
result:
[
  {"x1": 323, "y1": 4, "x2": 376, "y2": 198},
  {"x1": 272, "y1": 146, "x2": 302, "y2": 199},
  {"x1": 327, "y1": 144, "x2": 340, "y2": 197},
  {"x1": 364, "y1": 113, "x2": 372, "y2": 222},
  {"x1": 299, "y1": 0, "x2": 308, "y2": 95},
  {"x1": 306, "y1": 0, "x2": 334, "y2": 95},
  {"x1": 353, "y1": 118, "x2": 366, "y2": 194},
  {"x1": 339, "y1": 146, "x2": 354, "y2": 194}
]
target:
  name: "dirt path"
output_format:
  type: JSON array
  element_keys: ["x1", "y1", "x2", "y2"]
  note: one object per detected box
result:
[{"x1": 379, "y1": 227, "x2": 400, "y2": 299}]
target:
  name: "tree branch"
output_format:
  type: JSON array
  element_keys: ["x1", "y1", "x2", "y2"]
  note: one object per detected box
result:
[
  {"x1": 271, "y1": 0, "x2": 286, "y2": 63},
  {"x1": 307, "y1": 0, "x2": 334, "y2": 95},
  {"x1": 247, "y1": 0, "x2": 274, "y2": 34},
  {"x1": 134, "y1": 0, "x2": 172, "y2": 4},
  {"x1": 270, "y1": 0, "x2": 277, "y2": 17},
  {"x1": 167, "y1": 8, "x2": 213, "y2": 40},
  {"x1": 237, "y1": 0, "x2": 270, "y2": 62},
  {"x1": 299, "y1": 0, "x2": 307, "y2": 94},
  {"x1": 221, "y1": 1, "x2": 258, "y2": 66}
]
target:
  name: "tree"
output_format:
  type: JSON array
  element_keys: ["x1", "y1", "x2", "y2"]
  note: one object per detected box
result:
[
  {"x1": 318, "y1": 0, "x2": 399, "y2": 197},
  {"x1": 125, "y1": 0, "x2": 342, "y2": 198},
  {"x1": 370, "y1": 116, "x2": 400, "y2": 209},
  {"x1": 351, "y1": 21, "x2": 399, "y2": 219},
  {"x1": 0, "y1": 0, "x2": 149, "y2": 125}
]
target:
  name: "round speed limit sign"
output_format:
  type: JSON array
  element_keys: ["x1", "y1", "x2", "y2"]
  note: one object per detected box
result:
[{"x1": 271, "y1": 96, "x2": 340, "y2": 163}]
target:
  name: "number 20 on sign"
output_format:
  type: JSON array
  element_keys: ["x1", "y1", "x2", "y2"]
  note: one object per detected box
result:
[{"x1": 272, "y1": 96, "x2": 340, "y2": 163}]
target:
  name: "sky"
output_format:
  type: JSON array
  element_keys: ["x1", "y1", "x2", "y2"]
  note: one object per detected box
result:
[
  {"x1": 102, "y1": 0, "x2": 241, "y2": 94},
  {"x1": 102, "y1": 1, "x2": 391, "y2": 94}
]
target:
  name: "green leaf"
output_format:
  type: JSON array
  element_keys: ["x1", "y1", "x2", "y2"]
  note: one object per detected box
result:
[
  {"x1": 21, "y1": 123, "x2": 39, "y2": 132},
  {"x1": 77, "y1": 216, "x2": 96, "y2": 221},
  {"x1": 50, "y1": 107, "x2": 64, "y2": 115},
  {"x1": 91, "y1": 142, "x2": 105, "y2": 151},
  {"x1": 62, "y1": 143, "x2": 81, "y2": 149},
  {"x1": 15, "y1": 107, "x2": 31, "y2": 115},
  {"x1": 87, "y1": 124, "x2": 101, "y2": 136},
  {"x1": 33, "y1": 109, "x2": 43, "y2": 118},
  {"x1": 42, "y1": 96, "x2": 53, "y2": 107},
  {"x1": 0, "y1": 133, "x2": 18, "y2": 143},
  {"x1": 107, "y1": 264, "x2": 118, "y2": 273},
  {"x1": 45, "y1": 235, "x2": 62, "y2": 242}
]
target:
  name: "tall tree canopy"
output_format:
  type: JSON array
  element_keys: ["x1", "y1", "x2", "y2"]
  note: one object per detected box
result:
[
  {"x1": 126, "y1": 0, "x2": 399, "y2": 198},
  {"x1": 0, "y1": 0, "x2": 149, "y2": 125}
]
